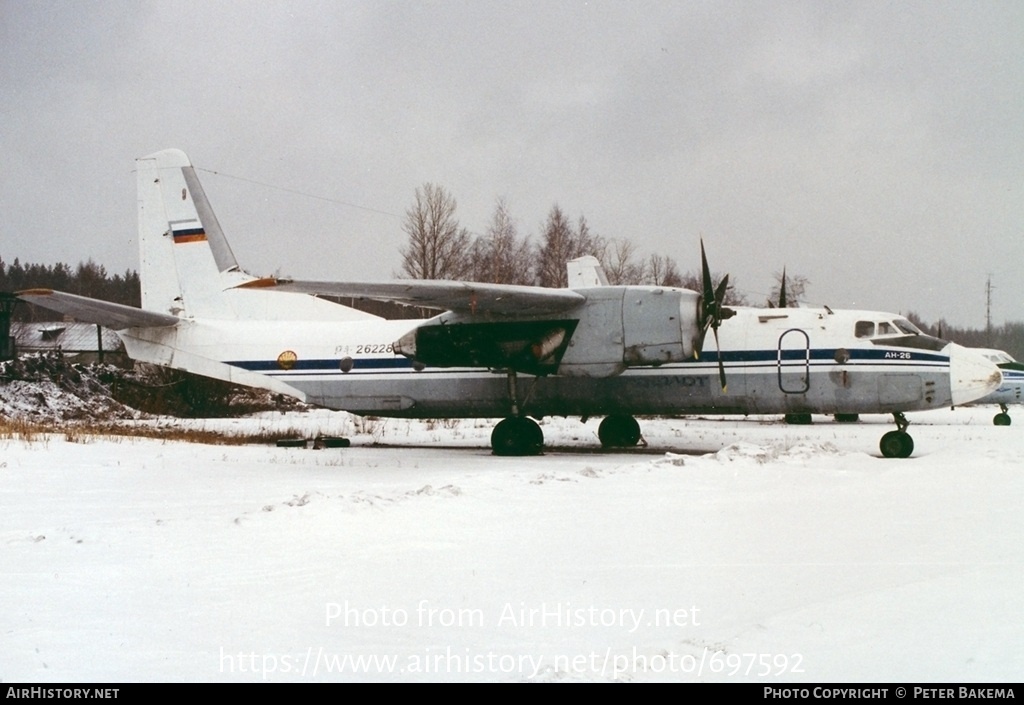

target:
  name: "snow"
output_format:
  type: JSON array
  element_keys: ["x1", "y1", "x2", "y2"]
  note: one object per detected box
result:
[{"x1": 2, "y1": 407, "x2": 1023, "y2": 682}]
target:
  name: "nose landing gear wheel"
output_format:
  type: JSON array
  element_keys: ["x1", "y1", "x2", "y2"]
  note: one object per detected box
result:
[{"x1": 880, "y1": 430, "x2": 914, "y2": 458}]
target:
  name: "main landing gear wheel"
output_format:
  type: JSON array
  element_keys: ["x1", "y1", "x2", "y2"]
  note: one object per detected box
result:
[
  {"x1": 879, "y1": 431, "x2": 914, "y2": 458},
  {"x1": 491, "y1": 417, "x2": 544, "y2": 456},
  {"x1": 784, "y1": 413, "x2": 813, "y2": 425},
  {"x1": 598, "y1": 414, "x2": 642, "y2": 448}
]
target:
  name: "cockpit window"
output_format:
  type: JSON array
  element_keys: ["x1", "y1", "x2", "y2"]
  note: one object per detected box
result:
[
  {"x1": 855, "y1": 321, "x2": 874, "y2": 338},
  {"x1": 894, "y1": 319, "x2": 922, "y2": 335},
  {"x1": 860, "y1": 319, "x2": 949, "y2": 352},
  {"x1": 984, "y1": 351, "x2": 1016, "y2": 364},
  {"x1": 858, "y1": 319, "x2": 925, "y2": 341}
]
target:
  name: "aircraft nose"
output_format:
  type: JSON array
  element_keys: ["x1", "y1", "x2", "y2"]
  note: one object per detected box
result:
[{"x1": 948, "y1": 343, "x2": 1003, "y2": 406}]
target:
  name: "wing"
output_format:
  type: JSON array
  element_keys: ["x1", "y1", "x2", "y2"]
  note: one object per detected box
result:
[
  {"x1": 17, "y1": 289, "x2": 180, "y2": 330},
  {"x1": 236, "y1": 278, "x2": 586, "y2": 316}
]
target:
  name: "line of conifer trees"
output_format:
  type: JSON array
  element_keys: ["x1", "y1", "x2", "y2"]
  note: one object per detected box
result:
[{"x1": 1, "y1": 257, "x2": 140, "y2": 322}]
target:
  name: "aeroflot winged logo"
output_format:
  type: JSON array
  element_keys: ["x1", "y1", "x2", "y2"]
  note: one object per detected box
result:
[{"x1": 169, "y1": 218, "x2": 207, "y2": 244}]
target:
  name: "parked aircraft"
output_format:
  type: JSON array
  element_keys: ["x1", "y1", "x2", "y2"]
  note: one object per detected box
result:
[
  {"x1": 968, "y1": 349, "x2": 1023, "y2": 425},
  {"x1": 17, "y1": 149, "x2": 1002, "y2": 457}
]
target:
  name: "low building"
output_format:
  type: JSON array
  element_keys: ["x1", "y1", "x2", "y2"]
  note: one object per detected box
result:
[{"x1": 10, "y1": 321, "x2": 128, "y2": 366}]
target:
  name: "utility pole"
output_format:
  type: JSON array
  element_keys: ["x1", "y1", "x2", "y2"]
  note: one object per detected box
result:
[
  {"x1": 0, "y1": 292, "x2": 17, "y2": 360},
  {"x1": 985, "y1": 275, "x2": 994, "y2": 346}
]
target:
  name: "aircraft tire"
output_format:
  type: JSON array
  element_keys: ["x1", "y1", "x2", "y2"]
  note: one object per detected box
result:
[
  {"x1": 834, "y1": 413, "x2": 860, "y2": 423},
  {"x1": 784, "y1": 413, "x2": 813, "y2": 425},
  {"x1": 491, "y1": 417, "x2": 544, "y2": 456},
  {"x1": 598, "y1": 414, "x2": 641, "y2": 448},
  {"x1": 994, "y1": 413, "x2": 1012, "y2": 426},
  {"x1": 879, "y1": 430, "x2": 914, "y2": 459}
]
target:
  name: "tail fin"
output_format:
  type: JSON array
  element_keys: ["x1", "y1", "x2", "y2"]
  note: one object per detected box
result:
[
  {"x1": 136, "y1": 149, "x2": 378, "y2": 322},
  {"x1": 137, "y1": 149, "x2": 248, "y2": 317}
]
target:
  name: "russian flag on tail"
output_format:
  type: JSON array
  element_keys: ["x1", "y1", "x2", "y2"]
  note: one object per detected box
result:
[{"x1": 169, "y1": 218, "x2": 207, "y2": 243}]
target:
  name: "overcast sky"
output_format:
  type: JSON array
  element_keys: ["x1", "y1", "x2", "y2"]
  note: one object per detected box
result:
[{"x1": 2, "y1": 0, "x2": 1021, "y2": 328}]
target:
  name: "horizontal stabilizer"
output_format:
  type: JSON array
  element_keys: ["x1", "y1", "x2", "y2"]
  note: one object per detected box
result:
[
  {"x1": 236, "y1": 278, "x2": 587, "y2": 316},
  {"x1": 17, "y1": 289, "x2": 180, "y2": 330}
]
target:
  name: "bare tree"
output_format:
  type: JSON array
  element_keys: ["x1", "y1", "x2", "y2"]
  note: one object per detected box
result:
[
  {"x1": 467, "y1": 198, "x2": 534, "y2": 284},
  {"x1": 535, "y1": 208, "x2": 606, "y2": 288},
  {"x1": 645, "y1": 253, "x2": 684, "y2": 287},
  {"x1": 601, "y1": 238, "x2": 645, "y2": 285},
  {"x1": 575, "y1": 215, "x2": 607, "y2": 266},
  {"x1": 535, "y1": 205, "x2": 575, "y2": 288},
  {"x1": 399, "y1": 183, "x2": 472, "y2": 280}
]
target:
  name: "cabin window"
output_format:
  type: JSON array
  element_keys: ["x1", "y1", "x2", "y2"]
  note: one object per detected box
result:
[{"x1": 855, "y1": 321, "x2": 874, "y2": 338}]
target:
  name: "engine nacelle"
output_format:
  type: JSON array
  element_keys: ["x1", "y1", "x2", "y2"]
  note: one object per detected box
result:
[
  {"x1": 392, "y1": 286, "x2": 702, "y2": 379},
  {"x1": 557, "y1": 286, "x2": 701, "y2": 377}
]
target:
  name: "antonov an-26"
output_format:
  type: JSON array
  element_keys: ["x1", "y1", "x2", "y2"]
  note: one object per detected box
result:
[{"x1": 18, "y1": 149, "x2": 1002, "y2": 458}]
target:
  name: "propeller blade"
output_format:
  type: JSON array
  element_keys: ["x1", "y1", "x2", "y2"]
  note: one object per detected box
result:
[
  {"x1": 700, "y1": 240, "x2": 715, "y2": 318},
  {"x1": 779, "y1": 267, "x2": 788, "y2": 308},
  {"x1": 714, "y1": 274, "x2": 730, "y2": 320},
  {"x1": 700, "y1": 239, "x2": 712, "y2": 290},
  {"x1": 712, "y1": 325, "x2": 727, "y2": 393},
  {"x1": 697, "y1": 238, "x2": 730, "y2": 391}
]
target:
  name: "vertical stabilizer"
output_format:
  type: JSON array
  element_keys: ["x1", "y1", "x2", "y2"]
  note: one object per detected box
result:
[
  {"x1": 137, "y1": 148, "x2": 249, "y2": 318},
  {"x1": 136, "y1": 148, "x2": 382, "y2": 323}
]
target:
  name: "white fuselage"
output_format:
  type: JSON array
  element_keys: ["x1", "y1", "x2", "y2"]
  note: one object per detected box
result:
[{"x1": 119, "y1": 305, "x2": 999, "y2": 419}]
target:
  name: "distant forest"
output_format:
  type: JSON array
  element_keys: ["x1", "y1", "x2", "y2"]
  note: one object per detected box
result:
[
  {"x1": 2, "y1": 257, "x2": 140, "y2": 319},
  {"x1": 905, "y1": 314, "x2": 1024, "y2": 364},
  {"x1": 3, "y1": 254, "x2": 1022, "y2": 362}
]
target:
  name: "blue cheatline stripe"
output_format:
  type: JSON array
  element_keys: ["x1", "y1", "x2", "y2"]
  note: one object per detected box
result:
[
  {"x1": 229, "y1": 358, "x2": 413, "y2": 372},
  {"x1": 227, "y1": 347, "x2": 950, "y2": 375},
  {"x1": 709, "y1": 348, "x2": 948, "y2": 364}
]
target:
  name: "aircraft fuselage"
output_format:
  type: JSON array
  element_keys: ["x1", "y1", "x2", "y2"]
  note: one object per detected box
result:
[{"x1": 121, "y1": 305, "x2": 991, "y2": 420}]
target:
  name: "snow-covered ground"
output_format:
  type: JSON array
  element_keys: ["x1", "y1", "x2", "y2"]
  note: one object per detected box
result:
[{"x1": 3, "y1": 407, "x2": 1022, "y2": 682}]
